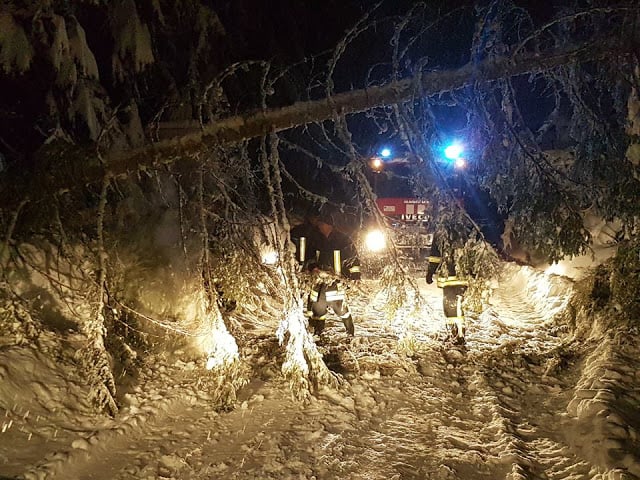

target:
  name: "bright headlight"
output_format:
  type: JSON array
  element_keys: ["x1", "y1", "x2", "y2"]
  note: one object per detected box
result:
[{"x1": 365, "y1": 229, "x2": 386, "y2": 252}]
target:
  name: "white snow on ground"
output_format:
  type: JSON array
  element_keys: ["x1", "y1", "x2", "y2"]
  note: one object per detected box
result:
[{"x1": 1, "y1": 257, "x2": 640, "y2": 480}]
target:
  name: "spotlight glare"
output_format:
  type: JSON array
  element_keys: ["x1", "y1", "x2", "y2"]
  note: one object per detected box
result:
[
  {"x1": 365, "y1": 229, "x2": 387, "y2": 252},
  {"x1": 380, "y1": 148, "x2": 392, "y2": 158}
]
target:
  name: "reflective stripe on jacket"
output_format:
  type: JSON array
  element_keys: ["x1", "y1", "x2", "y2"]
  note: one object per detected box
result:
[{"x1": 436, "y1": 276, "x2": 469, "y2": 288}]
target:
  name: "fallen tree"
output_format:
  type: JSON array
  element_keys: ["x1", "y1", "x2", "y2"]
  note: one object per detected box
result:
[{"x1": 2, "y1": 39, "x2": 630, "y2": 204}]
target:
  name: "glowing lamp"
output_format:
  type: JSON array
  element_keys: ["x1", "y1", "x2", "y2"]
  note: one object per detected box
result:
[
  {"x1": 262, "y1": 250, "x2": 279, "y2": 265},
  {"x1": 444, "y1": 144, "x2": 463, "y2": 160},
  {"x1": 454, "y1": 158, "x2": 466, "y2": 169},
  {"x1": 260, "y1": 244, "x2": 279, "y2": 265},
  {"x1": 371, "y1": 158, "x2": 383, "y2": 172},
  {"x1": 365, "y1": 229, "x2": 386, "y2": 252},
  {"x1": 380, "y1": 148, "x2": 392, "y2": 158}
]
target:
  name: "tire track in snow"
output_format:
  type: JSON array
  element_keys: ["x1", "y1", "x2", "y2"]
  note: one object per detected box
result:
[
  {"x1": 295, "y1": 336, "x2": 511, "y2": 479},
  {"x1": 461, "y1": 266, "x2": 594, "y2": 479},
  {"x1": 292, "y1": 266, "x2": 582, "y2": 479},
  {"x1": 334, "y1": 265, "x2": 594, "y2": 479}
]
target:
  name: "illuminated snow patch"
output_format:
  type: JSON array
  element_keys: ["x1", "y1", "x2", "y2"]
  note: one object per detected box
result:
[
  {"x1": 545, "y1": 262, "x2": 566, "y2": 277},
  {"x1": 494, "y1": 264, "x2": 573, "y2": 326},
  {"x1": 372, "y1": 285, "x2": 440, "y2": 342},
  {"x1": 277, "y1": 304, "x2": 312, "y2": 376},
  {"x1": 190, "y1": 293, "x2": 240, "y2": 371},
  {"x1": 201, "y1": 327, "x2": 239, "y2": 370}
]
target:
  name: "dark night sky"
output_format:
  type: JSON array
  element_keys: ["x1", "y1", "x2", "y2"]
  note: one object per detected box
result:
[
  {"x1": 211, "y1": 0, "x2": 561, "y2": 128},
  {"x1": 213, "y1": 0, "x2": 557, "y2": 63}
]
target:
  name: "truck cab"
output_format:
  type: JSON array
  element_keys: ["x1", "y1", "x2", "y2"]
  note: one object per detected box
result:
[{"x1": 372, "y1": 197, "x2": 433, "y2": 260}]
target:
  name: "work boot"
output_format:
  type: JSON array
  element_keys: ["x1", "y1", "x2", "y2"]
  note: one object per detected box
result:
[
  {"x1": 445, "y1": 323, "x2": 465, "y2": 345},
  {"x1": 343, "y1": 315, "x2": 355, "y2": 336},
  {"x1": 310, "y1": 318, "x2": 326, "y2": 336}
]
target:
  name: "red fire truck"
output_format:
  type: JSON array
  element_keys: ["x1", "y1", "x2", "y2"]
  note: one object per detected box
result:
[{"x1": 364, "y1": 197, "x2": 433, "y2": 260}]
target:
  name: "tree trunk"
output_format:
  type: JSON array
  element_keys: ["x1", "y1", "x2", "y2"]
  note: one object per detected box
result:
[{"x1": 1, "y1": 39, "x2": 630, "y2": 205}]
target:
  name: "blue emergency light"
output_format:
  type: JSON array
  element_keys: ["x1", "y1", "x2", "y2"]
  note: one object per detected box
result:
[
  {"x1": 444, "y1": 144, "x2": 463, "y2": 160},
  {"x1": 380, "y1": 148, "x2": 392, "y2": 158}
]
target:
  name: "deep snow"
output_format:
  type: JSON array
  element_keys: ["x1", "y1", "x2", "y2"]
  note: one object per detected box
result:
[{"x1": 1, "y1": 260, "x2": 640, "y2": 480}]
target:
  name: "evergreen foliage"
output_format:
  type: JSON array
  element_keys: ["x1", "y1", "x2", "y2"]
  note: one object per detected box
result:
[{"x1": 611, "y1": 240, "x2": 640, "y2": 321}]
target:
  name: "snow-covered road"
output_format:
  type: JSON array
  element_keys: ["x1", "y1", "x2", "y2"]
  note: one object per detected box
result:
[{"x1": 4, "y1": 263, "x2": 640, "y2": 479}]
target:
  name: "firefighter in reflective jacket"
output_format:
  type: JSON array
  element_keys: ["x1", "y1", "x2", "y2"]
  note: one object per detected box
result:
[
  {"x1": 426, "y1": 237, "x2": 468, "y2": 341},
  {"x1": 292, "y1": 209, "x2": 360, "y2": 336}
]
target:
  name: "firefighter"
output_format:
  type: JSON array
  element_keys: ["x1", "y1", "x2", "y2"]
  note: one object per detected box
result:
[
  {"x1": 294, "y1": 208, "x2": 360, "y2": 336},
  {"x1": 290, "y1": 210, "x2": 322, "y2": 268},
  {"x1": 426, "y1": 236, "x2": 468, "y2": 343}
]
